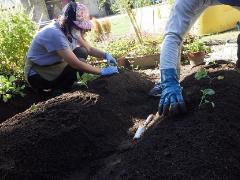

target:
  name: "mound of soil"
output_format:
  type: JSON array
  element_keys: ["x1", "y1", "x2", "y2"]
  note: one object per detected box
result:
[
  {"x1": 94, "y1": 61, "x2": 240, "y2": 180},
  {"x1": 0, "y1": 71, "x2": 158, "y2": 180},
  {"x1": 1, "y1": 61, "x2": 240, "y2": 180},
  {"x1": 0, "y1": 87, "x2": 41, "y2": 123}
]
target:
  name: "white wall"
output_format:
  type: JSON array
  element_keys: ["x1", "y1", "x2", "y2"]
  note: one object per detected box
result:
[{"x1": 78, "y1": 0, "x2": 106, "y2": 17}]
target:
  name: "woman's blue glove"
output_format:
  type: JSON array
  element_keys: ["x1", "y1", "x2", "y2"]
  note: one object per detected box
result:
[
  {"x1": 100, "y1": 66, "x2": 119, "y2": 76},
  {"x1": 158, "y1": 69, "x2": 186, "y2": 116},
  {"x1": 104, "y1": 53, "x2": 117, "y2": 65}
]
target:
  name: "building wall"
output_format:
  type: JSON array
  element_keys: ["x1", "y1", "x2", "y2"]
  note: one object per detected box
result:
[
  {"x1": 0, "y1": 0, "x2": 108, "y2": 23},
  {"x1": 20, "y1": 0, "x2": 49, "y2": 22},
  {"x1": 79, "y1": 0, "x2": 106, "y2": 17},
  {"x1": 46, "y1": 0, "x2": 107, "y2": 20}
]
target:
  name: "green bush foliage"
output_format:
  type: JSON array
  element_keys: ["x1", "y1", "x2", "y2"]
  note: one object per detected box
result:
[
  {"x1": 0, "y1": 75, "x2": 25, "y2": 102},
  {"x1": 0, "y1": 7, "x2": 37, "y2": 79},
  {"x1": 88, "y1": 35, "x2": 162, "y2": 63}
]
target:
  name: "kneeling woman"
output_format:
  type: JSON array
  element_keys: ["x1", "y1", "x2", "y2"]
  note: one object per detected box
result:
[{"x1": 24, "y1": 1, "x2": 118, "y2": 93}]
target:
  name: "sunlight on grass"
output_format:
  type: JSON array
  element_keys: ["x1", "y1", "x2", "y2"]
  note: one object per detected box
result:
[{"x1": 110, "y1": 15, "x2": 132, "y2": 37}]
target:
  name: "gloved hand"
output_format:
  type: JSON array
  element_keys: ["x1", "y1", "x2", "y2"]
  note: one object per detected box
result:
[
  {"x1": 148, "y1": 81, "x2": 162, "y2": 97},
  {"x1": 100, "y1": 66, "x2": 119, "y2": 76},
  {"x1": 158, "y1": 69, "x2": 186, "y2": 116},
  {"x1": 104, "y1": 52, "x2": 117, "y2": 66}
]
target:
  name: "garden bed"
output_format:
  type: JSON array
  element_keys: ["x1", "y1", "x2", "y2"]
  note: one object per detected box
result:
[
  {"x1": 94, "y1": 60, "x2": 240, "y2": 179},
  {"x1": 0, "y1": 71, "x2": 158, "y2": 180},
  {"x1": 126, "y1": 53, "x2": 159, "y2": 69},
  {"x1": 1, "y1": 60, "x2": 240, "y2": 179}
]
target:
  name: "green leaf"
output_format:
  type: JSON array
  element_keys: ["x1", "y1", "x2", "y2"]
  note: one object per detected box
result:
[
  {"x1": 3, "y1": 94, "x2": 11, "y2": 102},
  {"x1": 9, "y1": 75, "x2": 15, "y2": 82},
  {"x1": 211, "y1": 102, "x2": 215, "y2": 108},
  {"x1": 195, "y1": 68, "x2": 208, "y2": 80},
  {"x1": 3, "y1": 95, "x2": 8, "y2": 102},
  {"x1": 217, "y1": 75, "x2": 224, "y2": 80},
  {"x1": 19, "y1": 92, "x2": 25, "y2": 97},
  {"x1": 203, "y1": 89, "x2": 215, "y2": 96}
]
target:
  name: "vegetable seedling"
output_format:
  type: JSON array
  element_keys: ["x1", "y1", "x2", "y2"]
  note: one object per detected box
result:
[
  {"x1": 195, "y1": 68, "x2": 224, "y2": 83},
  {"x1": 194, "y1": 68, "x2": 208, "y2": 80},
  {"x1": 76, "y1": 73, "x2": 99, "y2": 88},
  {"x1": 199, "y1": 88, "x2": 215, "y2": 109}
]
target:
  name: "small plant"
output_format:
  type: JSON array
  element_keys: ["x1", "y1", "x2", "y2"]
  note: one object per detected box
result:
[
  {"x1": 195, "y1": 68, "x2": 224, "y2": 109},
  {"x1": 194, "y1": 68, "x2": 208, "y2": 80},
  {"x1": 76, "y1": 73, "x2": 99, "y2": 88},
  {"x1": 184, "y1": 39, "x2": 208, "y2": 53},
  {"x1": 199, "y1": 89, "x2": 215, "y2": 109},
  {"x1": 30, "y1": 103, "x2": 37, "y2": 112},
  {"x1": 0, "y1": 75, "x2": 25, "y2": 102},
  {"x1": 195, "y1": 68, "x2": 224, "y2": 83}
]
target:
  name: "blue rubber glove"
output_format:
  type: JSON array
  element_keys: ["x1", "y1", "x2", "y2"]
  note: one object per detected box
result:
[
  {"x1": 100, "y1": 66, "x2": 119, "y2": 76},
  {"x1": 104, "y1": 53, "x2": 117, "y2": 65},
  {"x1": 148, "y1": 81, "x2": 162, "y2": 97},
  {"x1": 158, "y1": 69, "x2": 186, "y2": 116}
]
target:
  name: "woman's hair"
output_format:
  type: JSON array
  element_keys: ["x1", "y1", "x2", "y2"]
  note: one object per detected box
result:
[{"x1": 59, "y1": 0, "x2": 79, "y2": 42}]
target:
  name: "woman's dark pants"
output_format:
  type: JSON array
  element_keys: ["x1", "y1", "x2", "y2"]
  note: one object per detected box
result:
[{"x1": 28, "y1": 47, "x2": 88, "y2": 92}]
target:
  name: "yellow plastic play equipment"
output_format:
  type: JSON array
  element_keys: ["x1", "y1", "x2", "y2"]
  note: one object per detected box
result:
[{"x1": 196, "y1": 5, "x2": 240, "y2": 35}]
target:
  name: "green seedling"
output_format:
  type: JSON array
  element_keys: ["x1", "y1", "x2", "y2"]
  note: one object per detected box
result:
[
  {"x1": 199, "y1": 88, "x2": 215, "y2": 109},
  {"x1": 30, "y1": 103, "x2": 37, "y2": 112},
  {"x1": 194, "y1": 68, "x2": 208, "y2": 80},
  {"x1": 217, "y1": 75, "x2": 224, "y2": 80},
  {"x1": 76, "y1": 73, "x2": 99, "y2": 88},
  {"x1": 195, "y1": 68, "x2": 224, "y2": 83}
]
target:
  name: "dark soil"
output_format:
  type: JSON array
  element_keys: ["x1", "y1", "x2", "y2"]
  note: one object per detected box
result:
[
  {"x1": 1, "y1": 61, "x2": 240, "y2": 180},
  {"x1": 0, "y1": 87, "x2": 40, "y2": 123},
  {"x1": 0, "y1": 71, "x2": 158, "y2": 180},
  {"x1": 94, "y1": 61, "x2": 240, "y2": 180}
]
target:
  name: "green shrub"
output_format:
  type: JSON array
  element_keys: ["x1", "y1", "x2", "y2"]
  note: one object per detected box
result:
[
  {"x1": 0, "y1": 75, "x2": 25, "y2": 102},
  {"x1": 0, "y1": 6, "x2": 37, "y2": 79},
  {"x1": 105, "y1": 38, "x2": 136, "y2": 58},
  {"x1": 86, "y1": 34, "x2": 163, "y2": 64},
  {"x1": 127, "y1": 36, "x2": 163, "y2": 57}
]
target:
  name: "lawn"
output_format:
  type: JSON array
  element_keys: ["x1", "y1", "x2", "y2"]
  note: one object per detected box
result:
[{"x1": 101, "y1": 14, "x2": 132, "y2": 38}]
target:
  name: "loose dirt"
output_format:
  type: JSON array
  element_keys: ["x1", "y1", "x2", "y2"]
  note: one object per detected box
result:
[{"x1": 1, "y1": 61, "x2": 240, "y2": 180}]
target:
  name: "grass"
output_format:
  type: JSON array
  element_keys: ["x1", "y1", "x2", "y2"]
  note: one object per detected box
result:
[{"x1": 101, "y1": 14, "x2": 132, "y2": 38}]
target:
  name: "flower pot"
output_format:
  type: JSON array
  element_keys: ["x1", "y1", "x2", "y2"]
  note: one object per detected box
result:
[
  {"x1": 125, "y1": 54, "x2": 160, "y2": 69},
  {"x1": 187, "y1": 51, "x2": 205, "y2": 67}
]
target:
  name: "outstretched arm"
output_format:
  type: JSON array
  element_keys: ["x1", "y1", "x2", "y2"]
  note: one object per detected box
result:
[
  {"x1": 77, "y1": 35, "x2": 117, "y2": 65},
  {"x1": 57, "y1": 48, "x2": 101, "y2": 74},
  {"x1": 57, "y1": 49, "x2": 118, "y2": 76},
  {"x1": 158, "y1": 0, "x2": 220, "y2": 116}
]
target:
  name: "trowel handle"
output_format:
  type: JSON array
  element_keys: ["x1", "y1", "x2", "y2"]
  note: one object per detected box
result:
[
  {"x1": 143, "y1": 114, "x2": 154, "y2": 126},
  {"x1": 133, "y1": 126, "x2": 146, "y2": 139}
]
